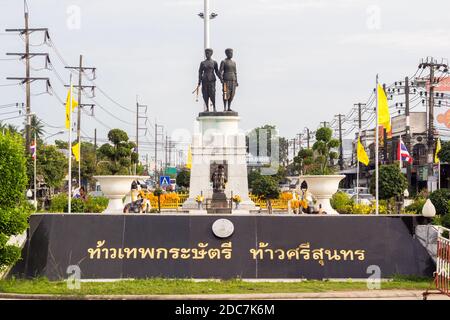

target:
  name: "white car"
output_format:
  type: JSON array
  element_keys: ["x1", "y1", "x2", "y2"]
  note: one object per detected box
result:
[{"x1": 352, "y1": 193, "x2": 375, "y2": 205}]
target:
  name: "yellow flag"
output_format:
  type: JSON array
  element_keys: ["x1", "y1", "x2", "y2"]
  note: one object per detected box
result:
[
  {"x1": 65, "y1": 86, "x2": 78, "y2": 129},
  {"x1": 377, "y1": 84, "x2": 391, "y2": 133},
  {"x1": 186, "y1": 145, "x2": 192, "y2": 169},
  {"x1": 357, "y1": 137, "x2": 369, "y2": 166},
  {"x1": 72, "y1": 142, "x2": 80, "y2": 162},
  {"x1": 435, "y1": 138, "x2": 442, "y2": 163}
]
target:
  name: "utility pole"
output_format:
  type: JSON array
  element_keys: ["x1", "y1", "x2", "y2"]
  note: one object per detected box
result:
[
  {"x1": 305, "y1": 128, "x2": 311, "y2": 149},
  {"x1": 65, "y1": 55, "x2": 96, "y2": 187},
  {"x1": 296, "y1": 133, "x2": 302, "y2": 152},
  {"x1": 6, "y1": 3, "x2": 50, "y2": 152},
  {"x1": 336, "y1": 114, "x2": 344, "y2": 170},
  {"x1": 320, "y1": 121, "x2": 329, "y2": 128},
  {"x1": 135, "y1": 97, "x2": 148, "y2": 161},
  {"x1": 419, "y1": 58, "x2": 448, "y2": 191},
  {"x1": 165, "y1": 135, "x2": 169, "y2": 173},
  {"x1": 94, "y1": 128, "x2": 97, "y2": 166},
  {"x1": 154, "y1": 124, "x2": 164, "y2": 182}
]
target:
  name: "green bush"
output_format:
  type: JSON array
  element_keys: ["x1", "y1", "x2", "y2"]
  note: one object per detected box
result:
[
  {"x1": 68, "y1": 198, "x2": 86, "y2": 213},
  {"x1": 48, "y1": 193, "x2": 67, "y2": 212},
  {"x1": 0, "y1": 132, "x2": 32, "y2": 270},
  {"x1": 429, "y1": 189, "x2": 450, "y2": 215},
  {"x1": 404, "y1": 198, "x2": 426, "y2": 215},
  {"x1": 441, "y1": 213, "x2": 450, "y2": 229},
  {"x1": 331, "y1": 192, "x2": 354, "y2": 212},
  {"x1": 84, "y1": 196, "x2": 109, "y2": 213},
  {"x1": 49, "y1": 194, "x2": 108, "y2": 213}
]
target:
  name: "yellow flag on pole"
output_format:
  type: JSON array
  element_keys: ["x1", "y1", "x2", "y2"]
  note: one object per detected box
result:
[
  {"x1": 357, "y1": 137, "x2": 369, "y2": 166},
  {"x1": 186, "y1": 145, "x2": 192, "y2": 169},
  {"x1": 65, "y1": 86, "x2": 78, "y2": 129},
  {"x1": 377, "y1": 84, "x2": 391, "y2": 134},
  {"x1": 72, "y1": 142, "x2": 80, "y2": 162},
  {"x1": 435, "y1": 138, "x2": 442, "y2": 163}
]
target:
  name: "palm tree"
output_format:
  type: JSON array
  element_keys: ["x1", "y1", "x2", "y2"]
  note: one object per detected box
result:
[
  {"x1": 22, "y1": 115, "x2": 45, "y2": 140},
  {"x1": 0, "y1": 122, "x2": 19, "y2": 134}
]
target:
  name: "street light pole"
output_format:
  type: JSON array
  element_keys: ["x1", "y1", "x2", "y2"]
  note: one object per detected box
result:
[{"x1": 204, "y1": 0, "x2": 210, "y2": 50}]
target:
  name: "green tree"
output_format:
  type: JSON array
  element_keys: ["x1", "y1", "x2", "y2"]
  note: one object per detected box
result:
[
  {"x1": 370, "y1": 164, "x2": 408, "y2": 200},
  {"x1": 251, "y1": 175, "x2": 280, "y2": 214},
  {"x1": 246, "y1": 124, "x2": 287, "y2": 164},
  {"x1": 32, "y1": 145, "x2": 67, "y2": 190},
  {"x1": 293, "y1": 148, "x2": 315, "y2": 175},
  {"x1": 0, "y1": 131, "x2": 31, "y2": 270},
  {"x1": 71, "y1": 141, "x2": 96, "y2": 188},
  {"x1": 54, "y1": 139, "x2": 68, "y2": 149},
  {"x1": 312, "y1": 127, "x2": 340, "y2": 175},
  {"x1": 429, "y1": 189, "x2": 450, "y2": 215},
  {"x1": 437, "y1": 141, "x2": 450, "y2": 163},
  {"x1": 176, "y1": 169, "x2": 190, "y2": 188},
  {"x1": 21, "y1": 115, "x2": 45, "y2": 140},
  {"x1": 248, "y1": 169, "x2": 262, "y2": 188},
  {"x1": 96, "y1": 129, "x2": 138, "y2": 175},
  {"x1": 0, "y1": 122, "x2": 19, "y2": 134}
]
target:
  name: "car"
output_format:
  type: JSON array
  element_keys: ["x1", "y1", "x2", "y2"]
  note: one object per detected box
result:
[
  {"x1": 339, "y1": 188, "x2": 355, "y2": 196},
  {"x1": 351, "y1": 193, "x2": 375, "y2": 205}
]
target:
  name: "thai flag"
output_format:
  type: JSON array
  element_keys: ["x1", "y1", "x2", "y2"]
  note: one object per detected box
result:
[
  {"x1": 30, "y1": 140, "x2": 36, "y2": 160},
  {"x1": 397, "y1": 138, "x2": 412, "y2": 164}
]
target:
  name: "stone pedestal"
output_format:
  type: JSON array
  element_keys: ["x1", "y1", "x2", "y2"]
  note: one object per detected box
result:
[{"x1": 183, "y1": 112, "x2": 256, "y2": 213}]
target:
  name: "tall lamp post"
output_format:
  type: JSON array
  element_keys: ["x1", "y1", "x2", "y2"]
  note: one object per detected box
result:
[{"x1": 198, "y1": 0, "x2": 218, "y2": 51}]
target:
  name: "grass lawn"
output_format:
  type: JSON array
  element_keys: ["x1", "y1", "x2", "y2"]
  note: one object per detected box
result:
[{"x1": 0, "y1": 276, "x2": 432, "y2": 296}]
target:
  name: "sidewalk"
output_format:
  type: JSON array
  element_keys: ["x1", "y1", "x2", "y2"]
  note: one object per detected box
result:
[{"x1": 0, "y1": 290, "x2": 449, "y2": 300}]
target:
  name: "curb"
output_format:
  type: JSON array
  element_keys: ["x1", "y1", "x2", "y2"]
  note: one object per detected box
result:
[{"x1": 0, "y1": 290, "x2": 430, "y2": 300}]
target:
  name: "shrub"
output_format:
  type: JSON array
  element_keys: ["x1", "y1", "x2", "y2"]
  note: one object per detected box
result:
[
  {"x1": 429, "y1": 189, "x2": 450, "y2": 215},
  {"x1": 48, "y1": 193, "x2": 67, "y2": 212},
  {"x1": 84, "y1": 196, "x2": 109, "y2": 213},
  {"x1": 68, "y1": 198, "x2": 86, "y2": 213},
  {"x1": 370, "y1": 164, "x2": 408, "y2": 200},
  {"x1": 404, "y1": 198, "x2": 426, "y2": 215},
  {"x1": 331, "y1": 191, "x2": 353, "y2": 212},
  {"x1": 49, "y1": 193, "x2": 108, "y2": 213},
  {"x1": 441, "y1": 213, "x2": 450, "y2": 229},
  {"x1": 0, "y1": 132, "x2": 31, "y2": 270}
]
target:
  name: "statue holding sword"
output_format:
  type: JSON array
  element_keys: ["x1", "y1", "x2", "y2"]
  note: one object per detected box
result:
[
  {"x1": 197, "y1": 48, "x2": 221, "y2": 112},
  {"x1": 219, "y1": 48, "x2": 238, "y2": 111}
]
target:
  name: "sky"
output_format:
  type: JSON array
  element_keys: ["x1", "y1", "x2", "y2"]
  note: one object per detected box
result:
[{"x1": 1, "y1": 0, "x2": 450, "y2": 162}]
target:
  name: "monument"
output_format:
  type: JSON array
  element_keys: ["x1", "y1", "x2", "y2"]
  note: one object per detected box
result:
[{"x1": 183, "y1": 48, "x2": 256, "y2": 213}]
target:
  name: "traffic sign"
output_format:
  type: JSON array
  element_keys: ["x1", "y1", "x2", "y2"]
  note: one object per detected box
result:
[{"x1": 159, "y1": 176, "x2": 171, "y2": 187}]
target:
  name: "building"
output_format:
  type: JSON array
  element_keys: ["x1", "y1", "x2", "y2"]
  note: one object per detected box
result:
[{"x1": 340, "y1": 112, "x2": 447, "y2": 193}]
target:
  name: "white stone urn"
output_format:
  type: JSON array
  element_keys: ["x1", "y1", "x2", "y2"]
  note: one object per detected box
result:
[
  {"x1": 93, "y1": 175, "x2": 142, "y2": 213},
  {"x1": 299, "y1": 175, "x2": 345, "y2": 215},
  {"x1": 422, "y1": 199, "x2": 436, "y2": 218}
]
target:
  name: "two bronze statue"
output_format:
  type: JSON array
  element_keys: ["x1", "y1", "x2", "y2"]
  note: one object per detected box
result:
[{"x1": 197, "y1": 48, "x2": 238, "y2": 112}]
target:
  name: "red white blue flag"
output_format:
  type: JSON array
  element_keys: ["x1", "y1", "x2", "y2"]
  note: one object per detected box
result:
[
  {"x1": 397, "y1": 138, "x2": 412, "y2": 164},
  {"x1": 30, "y1": 140, "x2": 36, "y2": 160}
]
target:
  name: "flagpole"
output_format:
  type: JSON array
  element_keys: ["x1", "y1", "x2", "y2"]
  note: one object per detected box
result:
[
  {"x1": 438, "y1": 161, "x2": 441, "y2": 189},
  {"x1": 356, "y1": 133, "x2": 360, "y2": 204},
  {"x1": 78, "y1": 148, "x2": 81, "y2": 189},
  {"x1": 68, "y1": 74, "x2": 73, "y2": 214},
  {"x1": 33, "y1": 132, "x2": 37, "y2": 210},
  {"x1": 375, "y1": 75, "x2": 379, "y2": 215},
  {"x1": 399, "y1": 135, "x2": 402, "y2": 170}
]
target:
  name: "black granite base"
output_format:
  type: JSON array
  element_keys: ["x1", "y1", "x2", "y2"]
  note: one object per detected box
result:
[{"x1": 199, "y1": 111, "x2": 239, "y2": 117}]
